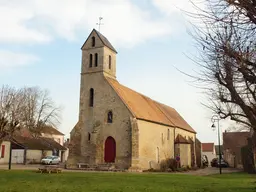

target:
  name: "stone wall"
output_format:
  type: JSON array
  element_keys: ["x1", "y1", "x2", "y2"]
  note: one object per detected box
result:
[
  {"x1": 68, "y1": 29, "x2": 133, "y2": 169},
  {"x1": 179, "y1": 143, "x2": 191, "y2": 167},
  {"x1": 175, "y1": 128, "x2": 196, "y2": 167},
  {"x1": 137, "y1": 120, "x2": 175, "y2": 170},
  {"x1": 69, "y1": 73, "x2": 133, "y2": 168}
]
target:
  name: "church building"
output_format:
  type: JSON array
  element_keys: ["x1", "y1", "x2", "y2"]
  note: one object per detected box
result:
[{"x1": 67, "y1": 29, "x2": 197, "y2": 170}]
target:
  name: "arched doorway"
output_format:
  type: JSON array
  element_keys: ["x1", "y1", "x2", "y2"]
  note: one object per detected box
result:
[{"x1": 104, "y1": 136, "x2": 116, "y2": 163}]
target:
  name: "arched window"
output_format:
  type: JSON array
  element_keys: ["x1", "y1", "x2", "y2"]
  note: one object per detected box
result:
[
  {"x1": 89, "y1": 54, "x2": 93, "y2": 68},
  {"x1": 92, "y1": 36, "x2": 95, "y2": 47},
  {"x1": 88, "y1": 132, "x2": 91, "y2": 141},
  {"x1": 109, "y1": 55, "x2": 111, "y2": 69},
  {"x1": 167, "y1": 129, "x2": 170, "y2": 140},
  {"x1": 94, "y1": 53, "x2": 98, "y2": 67},
  {"x1": 107, "y1": 111, "x2": 113, "y2": 123},
  {"x1": 156, "y1": 147, "x2": 159, "y2": 163},
  {"x1": 89, "y1": 88, "x2": 94, "y2": 107}
]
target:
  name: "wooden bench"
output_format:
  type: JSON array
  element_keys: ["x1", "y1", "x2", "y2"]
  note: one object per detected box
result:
[
  {"x1": 77, "y1": 163, "x2": 89, "y2": 168},
  {"x1": 38, "y1": 165, "x2": 62, "y2": 174}
]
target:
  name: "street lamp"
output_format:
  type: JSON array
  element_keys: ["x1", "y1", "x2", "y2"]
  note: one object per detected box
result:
[{"x1": 211, "y1": 114, "x2": 222, "y2": 174}]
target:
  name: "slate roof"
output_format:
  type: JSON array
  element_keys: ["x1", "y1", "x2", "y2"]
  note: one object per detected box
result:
[
  {"x1": 81, "y1": 29, "x2": 117, "y2": 53},
  {"x1": 105, "y1": 76, "x2": 196, "y2": 133},
  {"x1": 94, "y1": 30, "x2": 117, "y2": 53},
  {"x1": 202, "y1": 143, "x2": 214, "y2": 152},
  {"x1": 12, "y1": 136, "x2": 66, "y2": 151}
]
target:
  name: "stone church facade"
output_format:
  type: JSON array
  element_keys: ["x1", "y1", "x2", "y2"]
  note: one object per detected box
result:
[{"x1": 67, "y1": 29, "x2": 197, "y2": 170}]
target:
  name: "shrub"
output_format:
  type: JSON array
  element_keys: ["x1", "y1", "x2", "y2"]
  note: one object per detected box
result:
[{"x1": 160, "y1": 158, "x2": 177, "y2": 172}]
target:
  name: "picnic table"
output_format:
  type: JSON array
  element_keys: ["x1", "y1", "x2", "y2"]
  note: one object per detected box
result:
[{"x1": 38, "y1": 165, "x2": 62, "y2": 174}]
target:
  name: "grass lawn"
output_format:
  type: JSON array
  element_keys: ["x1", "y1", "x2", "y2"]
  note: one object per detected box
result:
[{"x1": 0, "y1": 171, "x2": 255, "y2": 192}]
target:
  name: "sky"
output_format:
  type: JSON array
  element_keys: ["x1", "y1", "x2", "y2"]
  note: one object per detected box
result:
[{"x1": 0, "y1": 0, "x2": 233, "y2": 144}]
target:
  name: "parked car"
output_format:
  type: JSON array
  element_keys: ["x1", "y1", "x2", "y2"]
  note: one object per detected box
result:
[
  {"x1": 41, "y1": 156, "x2": 60, "y2": 165},
  {"x1": 216, "y1": 159, "x2": 229, "y2": 168},
  {"x1": 211, "y1": 158, "x2": 229, "y2": 168},
  {"x1": 211, "y1": 158, "x2": 218, "y2": 167}
]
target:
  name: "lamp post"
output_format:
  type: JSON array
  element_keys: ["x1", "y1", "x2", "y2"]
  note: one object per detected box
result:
[{"x1": 211, "y1": 114, "x2": 222, "y2": 174}]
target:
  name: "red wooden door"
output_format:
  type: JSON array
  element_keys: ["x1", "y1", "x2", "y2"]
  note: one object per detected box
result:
[
  {"x1": 104, "y1": 136, "x2": 116, "y2": 163},
  {"x1": 1, "y1": 145, "x2": 5, "y2": 158}
]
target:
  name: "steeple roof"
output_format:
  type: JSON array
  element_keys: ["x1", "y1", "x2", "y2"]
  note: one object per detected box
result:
[{"x1": 81, "y1": 29, "x2": 117, "y2": 53}]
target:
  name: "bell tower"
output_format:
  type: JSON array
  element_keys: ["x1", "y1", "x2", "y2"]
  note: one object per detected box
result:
[{"x1": 80, "y1": 29, "x2": 117, "y2": 78}]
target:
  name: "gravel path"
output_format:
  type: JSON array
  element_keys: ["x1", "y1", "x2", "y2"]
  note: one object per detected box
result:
[
  {"x1": 0, "y1": 164, "x2": 244, "y2": 175},
  {"x1": 182, "y1": 167, "x2": 243, "y2": 176}
]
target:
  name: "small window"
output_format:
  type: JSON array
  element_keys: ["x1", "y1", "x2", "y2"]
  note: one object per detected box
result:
[
  {"x1": 1, "y1": 145, "x2": 5, "y2": 158},
  {"x1": 89, "y1": 88, "x2": 94, "y2": 107},
  {"x1": 92, "y1": 36, "x2": 95, "y2": 47},
  {"x1": 109, "y1": 55, "x2": 111, "y2": 69},
  {"x1": 167, "y1": 129, "x2": 170, "y2": 140},
  {"x1": 107, "y1": 111, "x2": 113, "y2": 123},
  {"x1": 95, "y1": 53, "x2": 98, "y2": 67},
  {"x1": 88, "y1": 132, "x2": 91, "y2": 141},
  {"x1": 89, "y1": 54, "x2": 93, "y2": 68}
]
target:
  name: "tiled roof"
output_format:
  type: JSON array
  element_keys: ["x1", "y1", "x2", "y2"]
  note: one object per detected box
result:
[
  {"x1": 202, "y1": 143, "x2": 214, "y2": 152},
  {"x1": 41, "y1": 126, "x2": 64, "y2": 136},
  {"x1": 105, "y1": 76, "x2": 196, "y2": 133},
  {"x1": 175, "y1": 134, "x2": 190, "y2": 144}
]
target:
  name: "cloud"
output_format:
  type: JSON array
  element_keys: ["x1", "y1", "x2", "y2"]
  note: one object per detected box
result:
[
  {"x1": 0, "y1": 3, "x2": 51, "y2": 44},
  {"x1": 0, "y1": 0, "x2": 173, "y2": 48},
  {"x1": 0, "y1": 50, "x2": 39, "y2": 69}
]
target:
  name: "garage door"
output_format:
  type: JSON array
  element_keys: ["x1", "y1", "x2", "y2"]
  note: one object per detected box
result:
[{"x1": 12, "y1": 149, "x2": 24, "y2": 164}]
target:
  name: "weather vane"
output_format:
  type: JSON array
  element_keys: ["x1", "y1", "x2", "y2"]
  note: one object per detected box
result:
[{"x1": 96, "y1": 17, "x2": 104, "y2": 32}]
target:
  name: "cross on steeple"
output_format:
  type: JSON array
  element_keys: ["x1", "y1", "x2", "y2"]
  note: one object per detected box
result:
[{"x1": 96, "y1": 17, "x2": 104, "y2": 32}]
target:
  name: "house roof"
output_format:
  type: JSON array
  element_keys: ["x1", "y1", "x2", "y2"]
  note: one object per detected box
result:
[
  {"x1": 105, "y1": 76, "x2": 196, "y2": 133},
  {"x1": 41, "y1": 126, "x2": 64, "y2": 136},
  {"x1": 11, "y1": 136, "x2": 66, "y2": 151},
  {"x1": 175, "y1": 134, "x2": 190, "y2": 144},
  {"x1": 223, "y1": 131, "x2": 250, "y2": 150},
  {"x1": 81, "y1": 29, "x2": 117, "y2": 53},
  {"x1": 40, "y1": 137, "x2": 66, "y2": 151},
  {"x1": 202, "y1": 143, "x2": 214, "y2": 152}
]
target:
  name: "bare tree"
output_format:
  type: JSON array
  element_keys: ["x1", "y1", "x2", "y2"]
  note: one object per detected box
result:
[
  {"x1": 21, "y1": 87, "x2": 61, "y2": 137},
  {"x1": 186, "y1": 0, "x2": 256, "y2": 130},
  {"x1": 185, "y1": 0, "x2": 256, "y2": 172},
  {"x1": 0, "y1": 85, "x2": 23, "y2": 141},
  {"x1": 0, "y1": 85, "x2": 61, "y2": 141}
]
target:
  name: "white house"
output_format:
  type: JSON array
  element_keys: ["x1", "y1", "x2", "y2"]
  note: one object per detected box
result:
[{"x1": 202, "y1": 143, "x2": 216, "y2": 164}]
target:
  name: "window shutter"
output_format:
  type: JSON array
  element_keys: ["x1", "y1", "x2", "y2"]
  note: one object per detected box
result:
[{"x1": 1, "y1": 145, "x2": 5, "y2": 158}]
